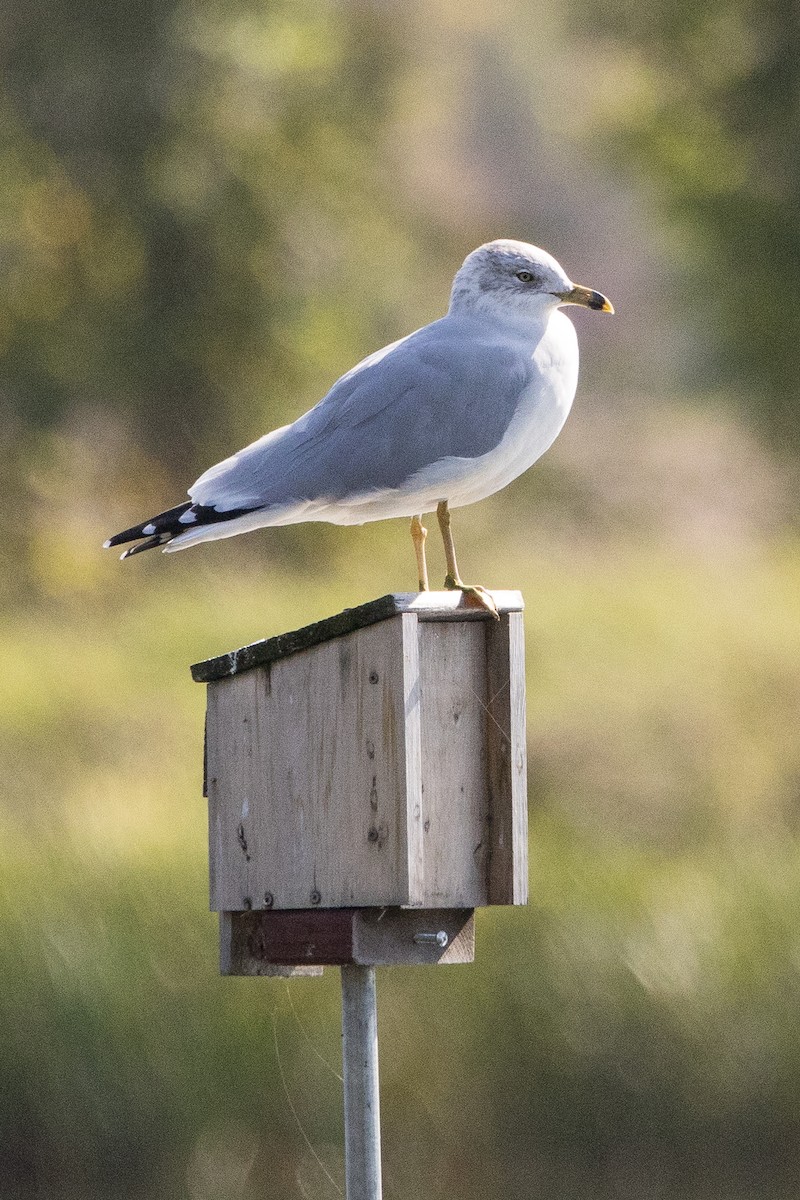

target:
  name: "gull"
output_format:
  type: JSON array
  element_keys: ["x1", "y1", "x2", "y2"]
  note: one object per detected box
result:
[{"x1": 105, "y1": 239, "x2": 612, "y2": 615}]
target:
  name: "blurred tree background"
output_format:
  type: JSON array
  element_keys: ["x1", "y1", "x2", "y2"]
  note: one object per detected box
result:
[{"x1": 1, "y1": 0, "x2": 799, "y2": 1198}]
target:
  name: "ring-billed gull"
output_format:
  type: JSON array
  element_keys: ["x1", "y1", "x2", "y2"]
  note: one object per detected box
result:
[{"x1": 105, "y1": 239, "x2": 612, "y2": 615}]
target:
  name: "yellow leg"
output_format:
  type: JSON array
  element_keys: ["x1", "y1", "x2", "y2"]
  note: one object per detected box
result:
[
  {"x1": 436, "y1": 500, "x2": 499, "y2": 618},
  {"x1": 410, "y1": 514, "x2": 429, "y2": 592}
]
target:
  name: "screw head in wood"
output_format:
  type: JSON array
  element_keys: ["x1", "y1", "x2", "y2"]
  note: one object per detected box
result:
[
  {"x1": 263, "y1": 892, "x2": 274, "y2": 908},
  {"x1": 413, "y1": 930, "x2": 448, "y2": 947},
  {"x1": 310, "y1": 889, "x2": 321, "y2": 906},
  {"x1": 368, "y1": 669, "x2": 379, "y2": 684}
]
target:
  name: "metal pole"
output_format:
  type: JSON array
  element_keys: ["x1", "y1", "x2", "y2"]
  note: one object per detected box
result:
[{"x1": 341, "y1": 965, "x2": 382, "y2": 1200}]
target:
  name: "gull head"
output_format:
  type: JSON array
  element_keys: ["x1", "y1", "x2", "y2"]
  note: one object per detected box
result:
[{"x1": 449, "y1": 239, "x2": 613, "y2": 323}]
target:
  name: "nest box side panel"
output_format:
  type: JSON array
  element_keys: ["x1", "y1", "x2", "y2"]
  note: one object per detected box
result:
[
  {"x1": 413, "y1": 609, "x2": 528, "y2": 907},
  {"x1": 206, "y1": 619, "x2": 416, "y2": 910},
  {"x1": 485, "y1": 611, "x2": 528, "y2": 904},
  {"x1": 417, "y1": 620, "x2": 491, "y2": 907}
]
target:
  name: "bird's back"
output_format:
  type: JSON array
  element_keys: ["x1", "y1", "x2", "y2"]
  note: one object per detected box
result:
[{"x1": 189, "y1": 314, "x2": 546, "y2": 516}]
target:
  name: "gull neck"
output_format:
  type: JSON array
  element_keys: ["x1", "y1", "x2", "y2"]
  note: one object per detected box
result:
[{"x1": 448, "y1": 293, "x2": 557, "y2": 339}]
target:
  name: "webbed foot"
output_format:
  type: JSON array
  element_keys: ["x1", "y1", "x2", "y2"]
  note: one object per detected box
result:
[{"x1": 443, "y1": 573, "x2": 500, "y2": 619}]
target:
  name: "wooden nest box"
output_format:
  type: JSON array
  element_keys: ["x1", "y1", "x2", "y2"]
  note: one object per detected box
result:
[{"x1": 192, "y1": 592, "x2": 527, "y2": 973}]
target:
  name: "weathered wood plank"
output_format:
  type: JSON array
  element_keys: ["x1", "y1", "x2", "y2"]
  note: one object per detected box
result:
[
  {"x1": 219, "y1": 907, "x2": 475, "y2": 971},
  {"x1": 400, "y1": 613, "x2": 424, "y2": 907},
  {"x1": 207, "y1": 620, "x2": 412, "y2": 910},
  {"x1": 417, "y1": 620, "x2": 490, "y2": 907},
  {"x1": 352, "y1": 907, "x2": 474, "y2": 966},
  {"x1": 485, "y1": 611, "x2": 528, "y2": 903},
  {"x1": 191, "y1": 591, "x2": 524, "y2": 683},
  {"x1": 218, "y1": 912, "x2": 323, "y2": 976},
  {"x1": 206, "y1": 670, "x2": 264, "y2": 912}
]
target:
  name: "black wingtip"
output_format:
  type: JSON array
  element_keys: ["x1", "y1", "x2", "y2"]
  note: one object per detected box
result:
[
  {"x1": 105, "y1": 501, "x2": 194, "y2": 549},
  {"x1": 120, "y1": 535, "x2": 170, "y2": 559},
  {"x1": 105, "y1": 501, "x2": 194, "y2": 550},
  {"x1": 106, "y1": 499, "x2": 259, "y2": 559}
]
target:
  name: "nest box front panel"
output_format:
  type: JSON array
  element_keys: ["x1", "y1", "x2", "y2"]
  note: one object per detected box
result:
[{"x1": 206, "y1": 619, "x2": 417, "y2": 911}]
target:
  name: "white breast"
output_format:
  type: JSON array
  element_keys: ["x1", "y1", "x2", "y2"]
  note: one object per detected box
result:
[{"x1": 443, "y1": 310, "x2": 578, "y2": 509}]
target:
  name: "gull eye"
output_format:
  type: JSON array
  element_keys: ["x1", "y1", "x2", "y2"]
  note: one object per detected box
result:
[{"x1": 516, "y1": 270, "x2": 535, "y2": 283}]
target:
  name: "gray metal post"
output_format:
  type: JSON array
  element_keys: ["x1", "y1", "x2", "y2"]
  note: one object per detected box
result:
[{"x1": 341, "y1": 965, "x2": 382, "y2": 1200}]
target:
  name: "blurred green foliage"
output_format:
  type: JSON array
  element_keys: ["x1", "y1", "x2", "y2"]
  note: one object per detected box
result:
[
  {"x1": 566, "y1": 0, "x2": 800, "y2": 448},
  {"x1": 0, "y1": 0, "x2": 436, "y2": 468},
  {"x1": 2, "y1": 520, "x2": 800, "y2": 1199},
  {"x1": 2, "y1": 0, "x2": 800, "y2": 1196}
]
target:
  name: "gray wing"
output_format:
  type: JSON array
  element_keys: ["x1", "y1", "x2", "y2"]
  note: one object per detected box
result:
[{"x1": 190, "y1": 315, "x2": 538, "y2": 510}]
